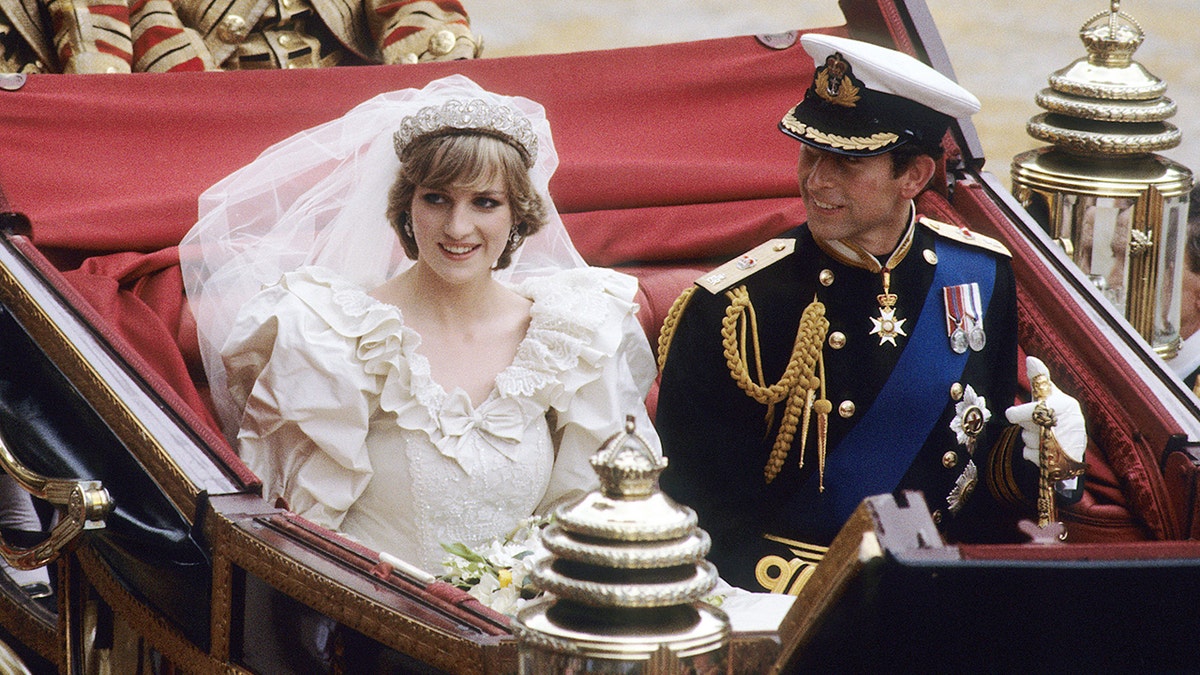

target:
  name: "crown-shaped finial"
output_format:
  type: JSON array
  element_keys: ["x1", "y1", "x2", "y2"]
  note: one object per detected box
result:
[
  {"x1": 590, "y1": 415, "x2": 667, "y2": 499},
  {"x1": 1079, "y1": 1, "x2": 1144, "y2": 68}
]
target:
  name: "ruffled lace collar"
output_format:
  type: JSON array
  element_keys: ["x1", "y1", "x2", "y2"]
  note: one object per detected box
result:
[{"x1": 289, "y1": 266, "x2": 622, "y2": 472}]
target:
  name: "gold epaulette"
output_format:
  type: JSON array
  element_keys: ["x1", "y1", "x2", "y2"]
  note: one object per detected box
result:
[
  {"x1": 695, "y1": 238, "x2": 796, "y2": 294},
  {"x1": 918, "y1": 217, "x2": 1011, "y2": 258}
]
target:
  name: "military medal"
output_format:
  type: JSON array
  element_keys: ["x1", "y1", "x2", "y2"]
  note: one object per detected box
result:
[
  {"x1": 950, "y1": 329, "x2": 969, "y2": 354},
  {"x1": 963, "y1": 282, "x2": 986, "y2": 352},
  {"x1": 818, "y1": 212, "x2": 914, "y2": 348},
  {"x1": 950, "y1": 384, "x2": 990, "y2": 457},
  {"x1": 944, "y1": 283, "x2": 985, "y2": 353},
  {"x1": 968, "y1": 325, "x2": 986, "y2": 351},
  {"x1": 946, "y1": 460, "x2": 978, "y2": 514},
  {"x1": 944, "y1": 284, "x2": 967, "y2": 353},
  {"x1": 869, "y1": 268, "x2": 907, "y2": 346}
]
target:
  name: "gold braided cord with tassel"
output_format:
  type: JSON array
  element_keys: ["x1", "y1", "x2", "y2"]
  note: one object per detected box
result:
[
  {"x1": 1037, "y1": 437, "x2": 1057, "y2": 527},
  {"x1": 656, "y1": 286, "x2": 697, "y2": 372},
  {"x1": 1033, "y1": 395, "x2": 1056, "y2": 526},
  {"x1": 719, "y1": 286, "x2": 829, "y2": 483},
  {"x1": 1030, "y1": 372, "x2": 1086, "y2": 528}
]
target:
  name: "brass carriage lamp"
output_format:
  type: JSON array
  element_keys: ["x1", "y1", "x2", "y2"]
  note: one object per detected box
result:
[
  {"x1": 1011, "y1": 0, "x2": 1193, "y2": 358},
  {"x1": 512, "y1": 416, "x2": 730, "y2": 674}
]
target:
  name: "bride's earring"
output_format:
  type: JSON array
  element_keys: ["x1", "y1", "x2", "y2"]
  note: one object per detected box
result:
[
  {"x1": 403, "y1": 212, "x2": 414, "y2": 239},
  {"x1": 508, "y1": 226, "x2": 523, "y2": 250}
]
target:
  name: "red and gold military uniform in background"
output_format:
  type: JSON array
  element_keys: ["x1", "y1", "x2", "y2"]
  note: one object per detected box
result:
[
  {"x1": 1, "y1": 0, "x2": 476, "y2": 72},
  {"x1": 1, "y1": 0, "x2": 132, "y2": 72}
]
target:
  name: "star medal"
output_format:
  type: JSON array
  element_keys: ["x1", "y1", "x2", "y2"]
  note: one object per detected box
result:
[
  {"x1": 950, "y1": 385, "x2": 991, "y2": 457},
  {"x1": 870, "y1": 268, "x2": 906, "y2": 346},
  {"x1": 946, "y1": 460, "x2": 978, "y2": 514}
]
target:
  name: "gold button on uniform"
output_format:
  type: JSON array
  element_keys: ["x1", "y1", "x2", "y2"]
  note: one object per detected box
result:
[
  {"x1": 923, "y1": 248, "x2": 938, "y2": 265},
  {"x1": 942, "y1": 451, "x2": 958, "y2": 468},
  {"x1": 217, "y1": 14, "x2": 249, "y2": 43},
  {"x1": 949, "y1": 382, "x2": 964, "y2": 401},
  {"x1": 428, "y1": 29, "x2": 456, "y2": 56},
  {"x1": 819, "y1": 269, "x2": 835, "y2": 287},
  {"x1": 838, "y1": 400, "x2": 855, "y2": 418},
  {"x1": 828, "y1": 331, "x2": 846, "y2": 349}
]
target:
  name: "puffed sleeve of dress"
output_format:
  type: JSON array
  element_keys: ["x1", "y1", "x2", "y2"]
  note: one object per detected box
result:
[
  {"x1": 221, "y1": 267, "x2": 391, "y2": 531},
  {"x1": 511, "y1": 267, "x2": 662, "y2": 514}
]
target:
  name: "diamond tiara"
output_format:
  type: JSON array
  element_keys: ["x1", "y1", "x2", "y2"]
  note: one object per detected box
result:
[{"x1": 392, "y1": 98, "x2": 539, "y2": 168}]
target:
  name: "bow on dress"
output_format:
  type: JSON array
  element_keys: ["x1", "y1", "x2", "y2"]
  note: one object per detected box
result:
[{"x1": 435, "y1": 393, "x2": 530, "y2": 473}]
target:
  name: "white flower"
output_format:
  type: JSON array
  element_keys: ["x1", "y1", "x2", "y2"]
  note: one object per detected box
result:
[
  {"x1": 465, "y1": 572, "x2": 504, "y2": 608},
  {"x1": 486, "y1": 584, "x2": 524, "y2": 616},
  {"x1": 439, "y1": 515, "x2": 551, "y2": 616}
]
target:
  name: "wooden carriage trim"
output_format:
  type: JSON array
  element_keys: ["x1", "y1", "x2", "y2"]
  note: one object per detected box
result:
[
  {"x1": 0, "y1": 241, "x2": 203, "y2": 518},
  {"x1": 0, "y1": 571, "x2": 58, "y2": 668},
  {"x1": 209, "y1": 536, "x2": 235, "y2": 663},
  {"x1": 205, "y1": 495, "x2": 509, "y2": 675},
  {"x1": 72, "y1": 546, "x2": 252, "y2": 674}
]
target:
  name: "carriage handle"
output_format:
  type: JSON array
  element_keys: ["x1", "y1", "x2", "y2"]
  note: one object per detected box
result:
[{"x1": 0, "y1": 424, "x2": 112, "y2": 570}]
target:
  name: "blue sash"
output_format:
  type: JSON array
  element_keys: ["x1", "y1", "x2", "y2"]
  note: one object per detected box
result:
[{"x1": 787, "y1": 239, "x2": 998, "y2": 532}]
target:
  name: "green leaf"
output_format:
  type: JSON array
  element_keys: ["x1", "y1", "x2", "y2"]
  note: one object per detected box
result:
[{"x1": 440, "y1": 542, "x2": 488, "y2": 564}]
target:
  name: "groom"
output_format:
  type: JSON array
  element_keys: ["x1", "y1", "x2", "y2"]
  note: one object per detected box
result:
[{"x1": 655, "y1": 33, "x2": 1087, "y2": 593}]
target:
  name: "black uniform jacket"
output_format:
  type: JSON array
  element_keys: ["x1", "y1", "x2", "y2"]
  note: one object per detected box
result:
[{"x1": 657, "y1": 218, "x2": 1030, "y2": 592}]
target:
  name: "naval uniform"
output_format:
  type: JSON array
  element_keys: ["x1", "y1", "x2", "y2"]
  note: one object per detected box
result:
[{"x1": 656, "y1": 213, "x2": 1036, "y2": 593}]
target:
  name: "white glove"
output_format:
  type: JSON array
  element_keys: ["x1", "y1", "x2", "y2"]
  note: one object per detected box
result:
[{"x1": 1005, "y1": 356, "x2": 1087, "y2": 489}]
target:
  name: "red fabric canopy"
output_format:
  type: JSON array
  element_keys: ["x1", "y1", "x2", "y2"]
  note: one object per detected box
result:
[
  {"x1": 0, "y1": 28, "x2": 835, "y2": 490},
  {"x1": 0, "y1": 29, "x2": 833, "y2": 264}
]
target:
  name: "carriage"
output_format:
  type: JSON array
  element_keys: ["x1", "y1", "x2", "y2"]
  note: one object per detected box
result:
[{"x1": 1, "y1": 0, "x2": 1198, "y2": 672}]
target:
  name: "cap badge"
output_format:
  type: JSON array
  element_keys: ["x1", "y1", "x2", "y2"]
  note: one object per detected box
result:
[{"x1": 814, "y1": 52, "x2": 860, "y2": 108}]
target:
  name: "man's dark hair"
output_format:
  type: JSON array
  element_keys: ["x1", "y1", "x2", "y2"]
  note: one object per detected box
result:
[{"x1": 889, "y1": 138, "x2": 945, "y2": 178}]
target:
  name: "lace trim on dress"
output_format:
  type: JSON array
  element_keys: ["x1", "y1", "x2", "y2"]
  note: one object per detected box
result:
[
  {"x1": 284, "y1": 265, "x2": 640, "y2": 443},
  {"x1": 498, "y1": 269, "x2": 614, "y2": 399}
]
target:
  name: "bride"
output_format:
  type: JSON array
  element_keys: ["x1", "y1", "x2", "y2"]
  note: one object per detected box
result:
[{"x1": 181, "y1": 75, "x2": 661, "y2": 575}]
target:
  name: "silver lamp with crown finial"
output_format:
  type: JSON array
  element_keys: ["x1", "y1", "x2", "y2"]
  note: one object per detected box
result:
[
  {"x1": 511, "y1": 415, "x2": 731, "y2": 674},
  {"x1": 1011, "y1": 0, "x2": 1193, "y2": 358}
]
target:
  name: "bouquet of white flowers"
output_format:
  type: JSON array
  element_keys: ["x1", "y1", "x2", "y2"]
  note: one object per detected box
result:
[{"x1": 439, "y1": 515, "x2": 548, "y2": 616}]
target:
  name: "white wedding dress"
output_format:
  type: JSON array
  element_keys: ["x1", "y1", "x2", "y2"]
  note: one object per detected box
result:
[{"x1": 222, "y1": 264, "x2": 659, "y2": 574}]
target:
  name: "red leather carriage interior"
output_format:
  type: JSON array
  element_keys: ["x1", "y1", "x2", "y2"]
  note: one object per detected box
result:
[{"x1": 0, "y1": 24, "x2": 1193, "y2": 552}]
